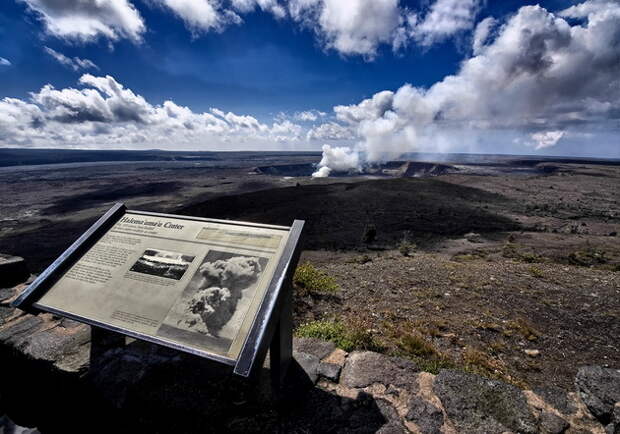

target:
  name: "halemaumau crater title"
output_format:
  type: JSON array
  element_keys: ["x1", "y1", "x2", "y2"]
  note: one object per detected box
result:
[{"x1": 119, "y1": 216, "x2": 185, "y2": 230}]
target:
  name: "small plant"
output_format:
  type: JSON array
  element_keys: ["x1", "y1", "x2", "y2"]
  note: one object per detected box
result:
[
  {"x1": 504, "y1": 318, "x2": 540, "y2": 341},
  {"x1": 528, "y1": 265, "x2": 544, "y2": 278},
  {"x1": 453, "y1": 251, "x2": 486, "y2": 262},
  {"x1": 462, "y1": 346, "x2": 509, "y2": 380},
  {"x1": 502, "y1": 243, "x2": 544, "y2": 263},
  {"x1": 568, "y1": 248, "x2": 608, "y2": 267},
  {"x1": 398, "y1": 333, "x2": 437, "y2": 357},
  {"x1": 356, "y1": 254, "x2": 372, "y2": 264},
  {"x1": 489, "y1": 340, "x2": 506, "y2": 356},
  {"x1": 398, "y1": 231, "x2": 416, "y2": 256},
  {"x1": 399, "y1": 240, "x2": 416, "y2": 257},
  {"x1": 295, "y1": 320, "x2": 383, "y2": 352},
  {"x1": 596, "y1": 263, "x2": 620, "y2": 272},
  {"x1": 294, "y1": 262, "x2": 339, "y2": 295},
  {"x1": 414, "y1": 357, "x2": 455, "y2": 375},
  {"x1": 520, "y1": 252, "x2": 543, "y2": 263}
]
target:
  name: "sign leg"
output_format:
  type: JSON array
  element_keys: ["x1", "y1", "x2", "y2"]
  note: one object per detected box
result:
[{"x1": 269, "y1": 283, "x2": 293, "y2": 393}]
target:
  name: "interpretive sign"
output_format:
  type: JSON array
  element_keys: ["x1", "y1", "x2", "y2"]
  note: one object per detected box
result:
[{"x1": 13, "y1": 203, "x2": 304, "y2": 378}]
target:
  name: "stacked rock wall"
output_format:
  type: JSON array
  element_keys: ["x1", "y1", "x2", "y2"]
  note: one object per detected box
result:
[{"x1": 1, "y1": 276, "x2": 618, "y2": 433}]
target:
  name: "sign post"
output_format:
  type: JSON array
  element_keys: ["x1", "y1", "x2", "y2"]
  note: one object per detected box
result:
[{"x1": 13, "y1": 203, "x2": 304, "y2": 382}]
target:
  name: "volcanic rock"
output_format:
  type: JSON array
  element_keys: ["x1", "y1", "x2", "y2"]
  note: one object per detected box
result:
[
  {"x1": 434, "y1": 369, "x2": 538, "y2": 433},
  {"x1": 575, "y1": 365, "x2": 620, "y2": 425}
]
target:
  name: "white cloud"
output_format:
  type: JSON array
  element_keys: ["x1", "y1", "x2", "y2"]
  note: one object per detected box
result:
[
  {"x1": 307, "y1": 121, "x2": 354, "y2": 140},
  {"x1": 0, "y1": 74, "x2": 306, "y2": 149},
  {"x1": 294, "y1": 109, "x2": 327, "y2": 122},
  {"x1": 44, "y1": 47, "x2": 98, "y2": 71},
  {"x1": 530, "y1": 130, "x2": 565, "y2": 150},
  {"x1": 410, "y1": 0, "x2": 482, "y2": 47},
  {"x1": 19, "y1": 0, "x2": 145, "y2": 43},
  {"x1": 472, "y1": 16, "x2": 496, "y2": 55},
  {"x1": 0, "y1": 57, "x2": 11, "y2": 66},
  {"x1": 289, "y1": 0, "x2": 409, "y2": 58},
  {"x1": 231, "y1": 0, "x2": 286, "y2": 18},
  {"x1": 314, "y1": 0, "x2": 620, "y2": 174},
  {"x1": 153, "y1": 0, "x2": 242, "y2": 33}
]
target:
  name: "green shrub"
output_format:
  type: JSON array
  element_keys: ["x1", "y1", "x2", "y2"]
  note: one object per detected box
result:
[
  {"x1": 398, "y1": 333, "x2": 437, "y2": 357},
  {"x1": 568, "y1": 248, "x2": 608, "y2": 267},
  {"x1": 295, "y1": 320, "x2": 383, "y2": 352},
  {"x1": 528, "y1": 265, "x2": 544, "y2": 278},
  {"x1": 398, "y1": 231, "x2": 416, "y2": 256},
  {"x1": 399, "y1": 241, "x2": 417, "y2": 257},
  {"x1": 294, "y1": 263, "x2": 339, "y2": 295}
]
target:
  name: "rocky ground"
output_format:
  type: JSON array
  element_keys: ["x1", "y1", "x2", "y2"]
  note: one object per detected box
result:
[
  {"x1": 1, "y1": 154, "x2": 618, "y2": 432},
  {"x1": 1, "y1": 278, "x2": 619, "y2": 433}
]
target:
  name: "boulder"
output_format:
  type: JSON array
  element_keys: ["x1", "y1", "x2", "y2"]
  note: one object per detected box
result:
[
  {"x1": 433, "y1": 369, "x2": 538, "y2": 434},
  {"x1": 533, "y1": 386, "x2": 576, "y2": 415},
  {"x1": 340, "y1": 351, "x2": 418, "y2": 389},
  {"x1": 292, "y1": 350, "x2": 320, "y2": 384},
  {"x1": 575, "y1": 366, "x2": 620, "y2": 425},
  {"x1": 405, "y1": 395, "x2": 444, "y2": 434},
  {"x1": 317, "y1": 362, "x2": 341, "y2": 382},
  {"x1": 539, "y1": 411, "x2": 569, "y2": 434},
  {"x1": 293, "y1": 337, "x2": 336, "y2": 360}
]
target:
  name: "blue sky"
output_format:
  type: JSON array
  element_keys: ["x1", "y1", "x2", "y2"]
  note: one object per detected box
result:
[{"x1": 0, "y1": 0, "x2": 618, "y2": 161}]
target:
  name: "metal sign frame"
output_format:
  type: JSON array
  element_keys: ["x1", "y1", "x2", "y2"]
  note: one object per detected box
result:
[{"x1": 12, "y1": 203, "x2": 304, "y2": 378}]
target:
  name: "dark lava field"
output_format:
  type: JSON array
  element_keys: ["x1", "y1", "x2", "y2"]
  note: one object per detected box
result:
[{"x1": 1, "y1": 149, "x2": 618, "y2": 390}]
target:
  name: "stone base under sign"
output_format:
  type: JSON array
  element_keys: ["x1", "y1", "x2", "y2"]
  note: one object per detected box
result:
[{"x1": 1, "y1": 279, "x2": 619, "y2": 433}]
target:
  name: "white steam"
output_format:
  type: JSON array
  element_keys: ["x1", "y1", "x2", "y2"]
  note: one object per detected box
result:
[
  {"x1": 311, "y1": 144, "x2": 360, "y2": 177},
  {"x1": 312, "y1": 0, "x2": 620, "y2": 176}
]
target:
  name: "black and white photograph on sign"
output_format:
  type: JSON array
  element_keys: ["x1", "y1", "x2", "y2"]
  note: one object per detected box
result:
[
  {"x1": 129, "y1": 248, "x2": 195, "y2": 280},
  {"x1": 157, "y1": 250, "x2": 269, "y2": 353}
]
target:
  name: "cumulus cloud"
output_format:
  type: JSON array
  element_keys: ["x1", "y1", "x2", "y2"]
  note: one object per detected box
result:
[
  {"x1": 231, "y1": 0, "x2": 286, "y2": 18},
  {"x1": 294, "y1": 109, "x2": 327, "y2": 122},
  {"x1": 19, "y1": 0, "x2": 145, "y2": 43},
  {"x1": 307, "y1": 121, "x2": 354, "y2": 140},
  {"x1": 0, "y1": 74, "x2": 305, "y2": 149},
  {"x1": 409, "y1": 0, "x2": 482, "y2": 47},
  {"x1": 289, "y1": 0, "x2": 407, "y2": 58},
  {"x1": 530, "y1": 131, "x2": 565, "y2": 150},
  {"x1": 472, "y1": 16, "x2": 496, "y2": 55},
  {"x1": 314, "y1": 0, "x2": 620, "y2": 175},
  {"x1": 17, "y1": 0, "x2": 484, "y2": 57},
  {"x1": 152, "y1": 0, "x2": 242, "y2": 33},
  {"x1": 0, "y1": 57, "x2": 11, "y2": 67},
  {"x1": 44, "y1": 47, "x2": 98, "y2": 71}
]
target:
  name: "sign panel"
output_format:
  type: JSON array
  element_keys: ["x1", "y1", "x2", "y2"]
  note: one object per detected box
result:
[{"x1": 12, "y1": 204, "x2": 303, "y2": 375}]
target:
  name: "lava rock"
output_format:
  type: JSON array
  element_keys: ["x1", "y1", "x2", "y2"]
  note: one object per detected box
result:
[
  {"x1": 433, "y1": 369, "x2": 537, "y2": 434},
  {"x1": 375, "y1": 398, "x2": 407, "y2": 434},
  {"x1": 318, "y1": 362, "x2": 341, "y2": 382},
  {"x1": 23, "y1": 326, "x2": 90, "y2": 363},
  {"x1": 340, "y1": 351, "x2": 418, "y2": 389},
  {"x1": 293, "y1": 351, "x2": 320, "y2": 384},
  {"x1": 0, "y1": 316, "x2": 43, "y2": 347},
  {"x1": 533, "y1": 386, "x2": 576, "y2": 415},
  {"x1": 294, "y1": 337, "x2": 336, "y2": 360},
  {"x1": 540, "y1": 411, "x2": 569, "y2": 434},
  {"x1": 405, "y1": 395, "x2": 444, "y2": 434},
  {"x1": 575, "y1": 366, "x2": 620, "y2": 425}
]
